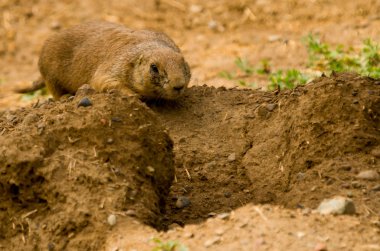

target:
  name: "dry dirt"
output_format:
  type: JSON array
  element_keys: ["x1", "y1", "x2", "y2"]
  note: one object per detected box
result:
[{"x1": 1, "y1": 0, "x2": 380, "y2": 251}]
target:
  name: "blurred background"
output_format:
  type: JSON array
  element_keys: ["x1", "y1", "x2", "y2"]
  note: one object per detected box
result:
[{"x1": 1, "y1": 0, "x2": 380, "y2": 108}]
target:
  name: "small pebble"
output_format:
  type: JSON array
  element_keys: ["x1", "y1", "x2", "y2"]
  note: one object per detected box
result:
[
  {"x1": 183, "y1": 232, "x2": 194, "y2": 238},
  {"x1": 346, "y1": 191, "x2": 353, "y2": 198},
  {"x1": 267, "y1": 35, "x2": 282, "y2": 42},
  {"x1": 208, "y1": 20, "x2": 218, "y2": 30},
  {"x1": 238, "y1": 221, "x2": 248, "y2": 228},
  {"x1": 224, "y1": 191, "x2": 232, "y2": 198},
  {"x1": 314, "y1": 242, "x2": 328, "y2": 251},
  {"x1": 351, "y1": 181, "x2": 363, "y2": 189},
  {"x1": 317, "y1": 196, "x2": 356, "y2": 215},
  {"x1": 23, "y1": 114, "x2": 39, "y2": 125},
  {"x1": 296, "y1": 232, "x2": 306, "y2": 239},
  {"x1": 147, "y1": 166, "x2": 155, "y2": 174},
  {"x1": 77, "y1": 97, "x2": 92, "y2": 107},
  {"x1": 301, "y1": 208, "x2": 311, "y2": 215},
  {"x1": 176, "y1": 196, "x2": 191, "y2": 209},
  {"x1": 227, "y1": 153, "x2": 236, "y2": 162},
  {"x1": 125, "y1": 209, "x2": 136, "y2": 216},
  {"x1": 107, "y1": 214, "x2": 117, "y2": 226},
  {"x1": 47, "y1": 242, "x2": 55, "y2": 251},
  {"x1": 189, "y1": 4, "x2": 203, "y2": 13},
  {"x1": 296, "y1": 172, "x2": 305, "y2": 181},
  {"x1": 356, "y1": 170, "x2": 379, "y2": 180},
  {"x1": 215, "y1": 227, "x2": 225, "y2": 236},
  {"x1": 107, "y1": 138, "x2": 114, "y2": 144},
  {"x1": 217, "y1": 212, "x2": 230, "y2": 220},
  {"x1": 371, "y1": 148, "x2": 380, "y2": 158},
  {"x1": 371, "y1": 185, "x2": 380, "y2": 191},
  {"x1": 266, "y1": 103, "x2": 277, "y2": 111},
  {"x1": 341, "y1": 183, "x2": 350, "y2": 189},
  {"x1": 204, "y1": 236, "x2": 220, "y2": 247},
  {"x1": 208, "y1": 212, "x2": 217, "y2": 217},
  {"x1": 50, "y1": 21, "x2": 61, "y2": 30},
  {"x1": 111, "y1": 117, "x2": 122, "y2": 122},
  {"x1": 168, "y1": 223, "x2": 181, "y2": 230}
]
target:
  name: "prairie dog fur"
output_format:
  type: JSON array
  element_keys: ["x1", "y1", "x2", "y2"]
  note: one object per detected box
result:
[{"x1": 38, "y1": 21, "x2": 191, "y2": 100}]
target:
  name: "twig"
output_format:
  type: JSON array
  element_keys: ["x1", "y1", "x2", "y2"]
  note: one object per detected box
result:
[
  {"x1": 318, "y1": 170, "x2": 322, "y2": 179},
  {"x1": 68, "y1": 159, "x2": 76, "y2": 179},
  {"x1": 32, "y1": 99, "x2": 40, "y2": 108},
  {"x1": 223, "y1": 112, "x2": 229, "y2": 121},
  {"x1": 253, "y1": 206, "x2": 269, "y2": 223},
  {"x1": 279, "y1": 162, "x2": 284, "y2": 172},
  {"x1": 93, "y1": 146, "x2": 98, "y2": 157},
  {"x1": 185, "y1": 168, "x2": 191, "y2": 180},
  {"x1": 363, "y1": 204, "x2": 376, "y2": 215},
  {"x1": 68, "y1": 136, "x2": 80, "y2": 143},
  {"x1": 21, "y1": 209, "x2": 38, "y2": 219}
]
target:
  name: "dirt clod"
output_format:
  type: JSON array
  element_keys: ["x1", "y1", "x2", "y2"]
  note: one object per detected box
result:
[{"x1": 356, "y1": 170, "x2": 380, "y2": 180}]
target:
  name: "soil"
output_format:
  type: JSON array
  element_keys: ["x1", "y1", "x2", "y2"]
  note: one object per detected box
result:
[
  {"x1": 0, "y1": 90, "x2": 175, "y2": 250},
  {"x1": 0, "y1": 1, "x2": 380, "y2": 251}
]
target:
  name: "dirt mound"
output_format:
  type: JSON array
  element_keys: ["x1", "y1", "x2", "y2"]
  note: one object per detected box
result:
[
  {"x1": 243, "y1": 72, "x2": 380, "y2": 209},
  {"x1": 0, "y1": 73, "x2": 379, "y2": 250},
  {"x1": 152, "y1": 72, "x2": 379, "y2": 227},
  {"x1": 0, "y1": 90, "x2": 174, "y2": 250}
]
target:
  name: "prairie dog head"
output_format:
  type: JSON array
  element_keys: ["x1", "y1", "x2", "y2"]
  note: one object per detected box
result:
[{"x1": 131, "y1": 48, "x2": 191, "y2": 100}]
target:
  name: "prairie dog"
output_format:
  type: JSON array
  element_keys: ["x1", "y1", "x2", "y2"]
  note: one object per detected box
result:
[{"x1": 38, "y1": 21, "x2": 191, "y2": 100}]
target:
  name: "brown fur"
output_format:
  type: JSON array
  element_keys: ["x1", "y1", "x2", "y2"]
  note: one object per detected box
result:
[{"x1": 38, "y1": 21, "x2": 191, "y2": 100}]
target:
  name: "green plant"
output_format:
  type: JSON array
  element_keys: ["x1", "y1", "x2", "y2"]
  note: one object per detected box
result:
[
  {"x1": 218, "y1": 70, "x2": 235, "y2": 80},
  {"x1": 234, "y1": 57, "x2": 254, "y2": 75},
  {"x1": 21, "y1": 87, "x2": 49, "y2": 101},
  {"x1": 268, "y1": 69, "x2": 308, "y2": 90},
  {"x1": 151, "y1": 237, "x2": 188, "y2": 251},
  {"x1": 256, "y1": 59, "x2": 271, "y2": 75},
  {"x1": 304, "y1": 35, "x2": 380, "y2": 78},
  {"x1": 219, "y1": 36, "x2": 380, "y2": 91},
  {"x1": 360, "y1": 39, "x2": 380, "y2": 78}
]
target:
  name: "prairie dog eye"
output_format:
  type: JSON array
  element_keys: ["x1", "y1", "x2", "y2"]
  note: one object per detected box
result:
[{"x1": 150, "y1": 64, "x2": 159, "y2": 74}]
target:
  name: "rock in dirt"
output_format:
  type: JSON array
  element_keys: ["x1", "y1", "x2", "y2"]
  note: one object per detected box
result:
[
  {"x1": 204, "y1": 236, "x2": 221, "y2": 247},
  {"x1": 265, "y1": 103, "x2": 277, "y2": 111},
  {"x1": 107, "y1": 214, "x2": 117, "y2": 226},
  {"x1": 314, "y1": 242, "x2": 328, "y2": 251},
  {"x1": 356, "y1": 170, "x2": 379, "y2": 180},
  {"x1": 371, "y1": 185, "x2": 380, "y2": 191},
  {"x1": 227, "y1": 153, "x2": 236, "y2": 162},
  {"x1": 77, "y1": 97, "x2": 92, "y2": 107},
  {"x1": 224, "y1": 191, "x2": 232, "y2": 198},
  {"x1": 176, "y1": 196, "x2": 191, "y2": 209},
  {"x1": 189, "y1": 4, "x2": 203, "y2": 13},
  {"x1": 317, "y1": 196, "x2": 356, "y2": 215},
  {"x1": 217, "y1": 212, "x2": 230, "y2": 220},
  {"x1": 371, "y1": 148, "x2": 380, "y2": 158},
  {"x1": 168, "y1": 223, "x2": 181, "y2": 230}
]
